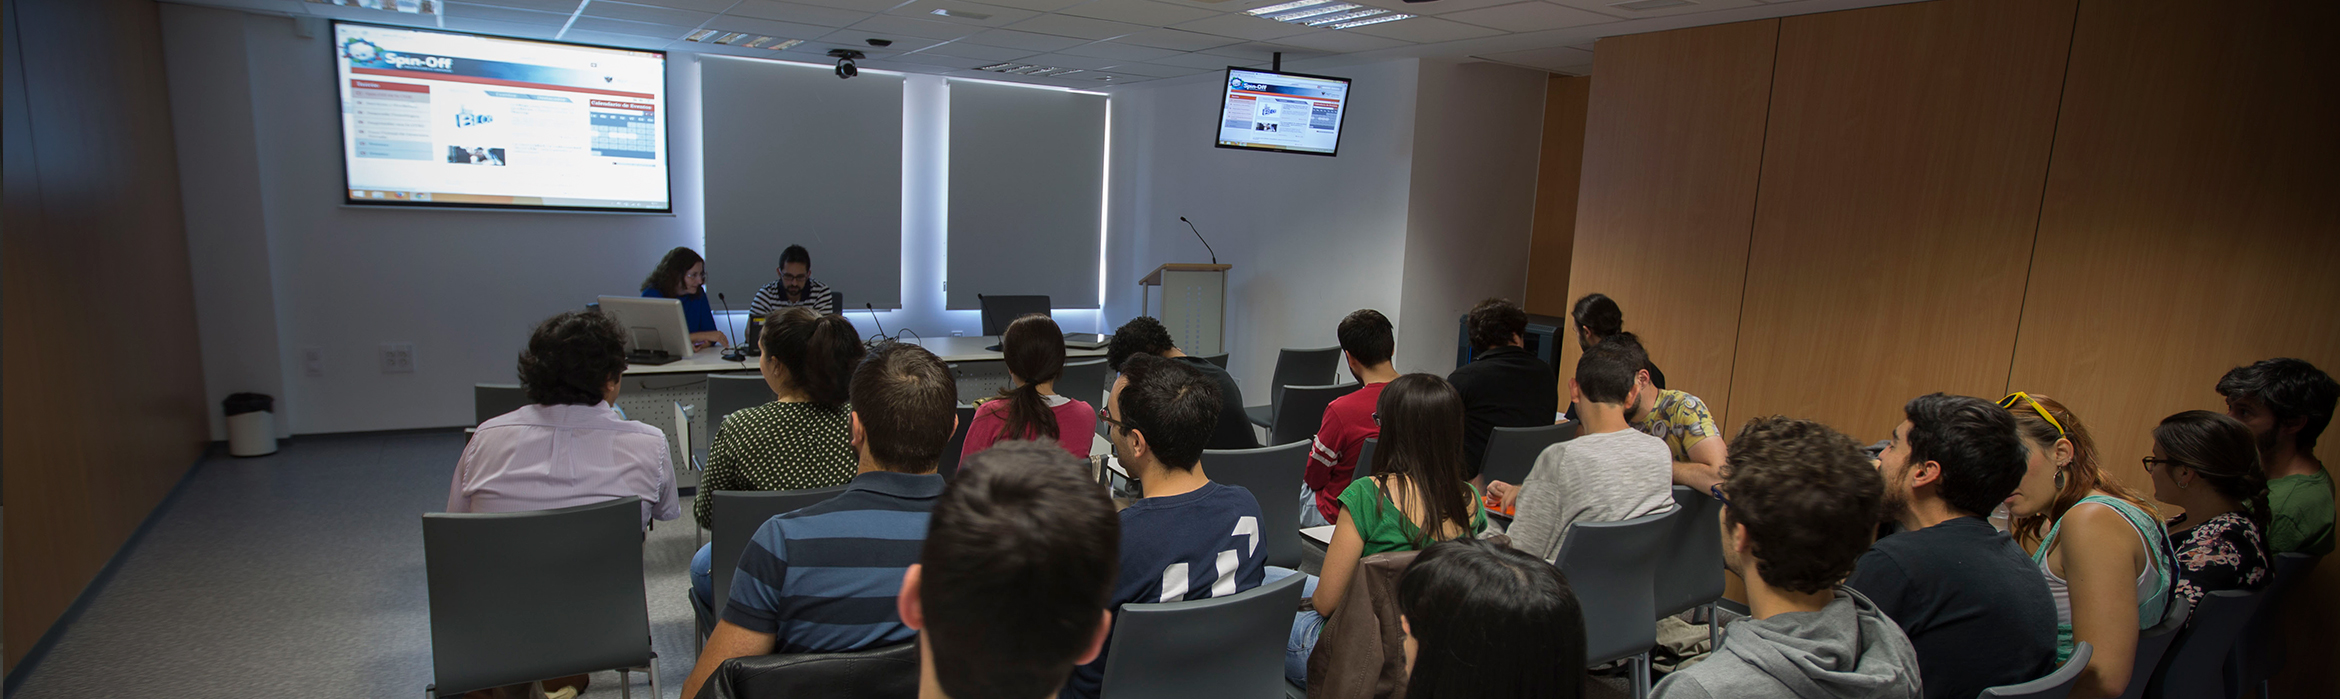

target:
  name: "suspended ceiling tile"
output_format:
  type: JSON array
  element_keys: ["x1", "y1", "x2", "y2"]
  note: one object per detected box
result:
[
  {"x1": 1442, "y1": 1, "x2": 1618, "y2": 31},
  {"x1": 1174, "y1": 12, "x2": 1325, "y2": 40},
  {"x1": 1341, "y1": 15, "x2": 1505, "y2": 42},
  {"x1": 726, "y1": 0, "x2": 875, "y2": 27},
  {"x1": 1271, "y1": 27, "x2": 1411, "y2": 51},
  {"x1": 1005, "y1": 13, "x2": 1151, "y2": 39},
  {"x1": 960, "y1": 27, "x2": 1095, "y2": 50},
  {"x1": 1056, "y1": 0, "x2": 1223, "y2": 26},
  {"x1": 848, "y1": 13, "x2": 990, "y2": 39},
  {"x1": 1054, "y1": 40, "x2": 1182, "y2": 61},
  {"x1": 883, "y1": 0, "x2": 1045, "y2": 26}
]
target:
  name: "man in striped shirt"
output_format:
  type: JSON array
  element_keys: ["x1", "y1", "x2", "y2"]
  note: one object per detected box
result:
[
  {"x1": 748, "y1": 244, "x2": 836, "y2": 318},
  {"x1": 681, "y1": 341, "x2": 958, "y2": 699}
]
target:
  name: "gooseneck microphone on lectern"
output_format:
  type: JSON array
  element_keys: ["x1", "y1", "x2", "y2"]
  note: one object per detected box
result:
[
  {"x1": 718, "y1": 293, "x2": 746, "y2": 362},
  {"x1": 1180, "y1": 216, "x2": 1219, "y2": 265}
]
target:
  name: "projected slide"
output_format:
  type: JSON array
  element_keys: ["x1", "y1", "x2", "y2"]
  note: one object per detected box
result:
[
  {"x1": 334, "y1": 22, "x2": 670, "y2": 212},
  {"x1": 1216, "y1": 68, "x2": 1351, "y2": 157}
]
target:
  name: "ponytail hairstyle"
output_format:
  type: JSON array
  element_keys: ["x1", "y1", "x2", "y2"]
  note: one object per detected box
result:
[
  {"x1": 761, "y1": 306, "x2": 865, "y2": 408},
  {"x1": 1373, "y1": 373, "x2": 1476, "y2": 549},
  {"x1": 642, "y1": 247, "x2": 705, "y2": 297},
  {"x1": 996, "y1": 314, "x2": 1068, "y2": 442},
  {"x1": 2153, "y1": 410, "x2": 2270, "y2": 531},
  {"x1": 2005, "y1": 393, "x2": 2160, "y2": 549}
]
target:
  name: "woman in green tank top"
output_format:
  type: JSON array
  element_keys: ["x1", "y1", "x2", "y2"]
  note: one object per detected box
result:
[{"x1": 2003, "y1": 393, "x2": 2174, "y2": 699}]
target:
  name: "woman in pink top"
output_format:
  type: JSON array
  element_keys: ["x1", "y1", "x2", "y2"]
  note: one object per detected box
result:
[{"x1": 962, "y1": 314, "x2": 1096, "y2": 459}]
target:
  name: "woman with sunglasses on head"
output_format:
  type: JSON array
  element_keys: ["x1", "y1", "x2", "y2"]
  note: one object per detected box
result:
[
  {"x1": 2147, "y1": 410, "x2": 2273, "y2": 607},
  {"x1": 2001, "y1": 393, "x2": 2173, "y2": 699}
]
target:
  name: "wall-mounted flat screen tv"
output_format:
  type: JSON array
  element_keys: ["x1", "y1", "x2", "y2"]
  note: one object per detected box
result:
[{"x1": 1215, "y1": 67, "x2": 1350, "y2": 157}]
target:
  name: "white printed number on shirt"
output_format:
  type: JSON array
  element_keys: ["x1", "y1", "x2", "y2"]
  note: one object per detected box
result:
[{"x1": 1157, "y1": 517, "x2": 1260, "y2": 603}]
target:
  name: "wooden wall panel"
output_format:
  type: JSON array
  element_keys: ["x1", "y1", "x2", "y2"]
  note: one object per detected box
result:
[
  {"x1": 2002, "y1": 0, "x2": 2340, "y2": 693},
  {"x1": 1725, "y1": 0, "x2": 2076, "y2": 436},
  {"x1": 1560, "y1": 21, "x2": 1776, "y2": 419},
  {"x1": 1523, "y1": 75, "x2": 1588, "y2": 318},
  {"x1": 2, "y1": 0, "x2": 209, "y2": 672}
]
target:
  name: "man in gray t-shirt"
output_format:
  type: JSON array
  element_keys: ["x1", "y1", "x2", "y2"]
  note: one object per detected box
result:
[{"x1": 1489, "y1": 334, "x2": 1676, "y2": 562}]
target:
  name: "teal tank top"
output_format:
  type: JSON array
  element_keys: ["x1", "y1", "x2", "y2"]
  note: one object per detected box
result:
[{"x1": 2033, "y1": 495, "x2": 2176, "y2": 663}]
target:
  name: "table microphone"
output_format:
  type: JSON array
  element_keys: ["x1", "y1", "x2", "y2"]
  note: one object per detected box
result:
[
  {"x1": 864, "y1": 303, "x2": 890, "y2": 343},
  {"x1": 717, "y1": 292, "x2": 746, "y2": 362},
  {"x1": 1179, "y1": 216, "x2": 1218, "y2": 264}
]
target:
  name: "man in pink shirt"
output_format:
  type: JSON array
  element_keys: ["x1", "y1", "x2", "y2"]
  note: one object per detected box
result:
[
  {"x1": 1299, "y1": 309, "x2": 1399, "y2": 526},
  {"x1": 448, "y1": 310, "x2": 681, "y2": 529}
]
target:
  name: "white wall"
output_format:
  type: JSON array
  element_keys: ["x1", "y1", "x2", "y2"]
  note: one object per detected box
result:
[{"x1": 1395, "y1": 59, "x2": 1549, "y2": 371}]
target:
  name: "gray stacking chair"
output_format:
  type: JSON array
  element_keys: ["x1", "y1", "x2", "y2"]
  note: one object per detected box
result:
[
  {"x1": 1555, "y1": 508, "x2": 1676, "y2": 699},
  {"x1": 1060, "y1": 357, "x2": 1110, "y2": 409},
  {"x1": 698, "y1": 642, "x2": 917, "y2": 699},
  {"x1": 937, "y1": 404, "x2": 979, "y2": 480},
  {"x1": 1098, "y1": 573, "x2": 1307, "y2": 699},
  {"x1": 1479, "y1": 422, "x2": 1578, "y2": 486},
  {"x1": 2146, "y1": 588, "x2": 2266, "y2": 699},
  {"x1": 1202, "y1": 440, "x2": 1312, "y2": 569},
  {"x1": 1655, "y1": 486, "x2": 1725, "y2": 644},
  {"x1": 1354, "y1": 437, "x2": 1377, "y2": 479},
  {"x1": 700, "y1": 487, "x2": 849, "y2": 645},
  {"x1": 1195, "y1": 353, "x2": 1229, "y2": 369},
  {"x1": 473, "y1": 384, "x2": 529, "y2": 426},
  {"x1": 422, "y1": 497, "x2": 658, "y2": 699},
  {"x1": 706, "y1": 373, "x2": 775, "y2": 433},
  {"x1": 2112, "y1": 593, "x2": 2189, "y2": 699},
  {"x1": 1246, "y1": 346, "x2": 1344, "y2": 427},
  {"x1": 2228, "y1": 552, "x2": 2318, "y2": 699},
  {"x1": 1265, "y1": 383, "x2": 1360, "y2": 448},
  {"x1": 1982, "y1": 641, "x2": 2094, "y2": 698}
]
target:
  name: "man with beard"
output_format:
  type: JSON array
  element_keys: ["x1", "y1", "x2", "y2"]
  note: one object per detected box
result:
[
  {"x1": 749, "y1": 244, "x2": 836, "y2": 318},
  {"x1": 2218, "y1": 358, "x2": 2339, "y2": 555},
  {"x1": 1847, "y1": 393, "x2": 2055, "y2": 699}
]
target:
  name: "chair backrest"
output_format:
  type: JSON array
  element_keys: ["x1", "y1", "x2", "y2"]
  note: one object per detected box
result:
[
  {"x1": 473, "y1": 383, "x2": 528, "y2": 426},
  {"x1": 1059, "y1": 357, "x2": 1110, "y2": 408},
  {"x1": 1268, "y1": 383, "x2": 1360, "y2": 447},
  {"x1": 2147, "y1": 588, "x2": 2266, "y2": 699},
  {"x1": 1196, "y1": 353, "x2": 1229, "y2": 369},
  {"x1": 1555, "y1": 507, "x2": 1676, "y2": 666},
  {"x1": 1267, "y1": 347, "x2": 1344, "y2": 412},
  {"x1": 422, "y1": 497, "x2": 651, "y2": 695},
  {"x1": 1478, "y1": 421, "x2": 1580, "y2": 486},
  {"x1": 2113, "y1": 594, "x2": 2190, "y2": 699},
  {"x1": 706, "y1": 374, "x2": 776, "y2": 432},
  {"x1": 700, "y1": 642, "x2": 918, "y2": 699},
  {"x1": 1355, "y1": 437, "x2": 1377, "y2": 479},
  {"x1": 937, "y1": 404, "x2": 978, "y2": 480},
  {"x1": 1202, "y1": 440, "x2": 1312, "y2": 568},
  {"x1": 710, "y1": 487, "x2": 849, "y2": 616},
  {"x1": 829, "y1": 289, "x2": 844, "y2": 314},
  {"x1": 978, "y1": 295, "x2": 1051, "y2": 336},
  {"x1": 1981, "y1": 641, "x2": 2094, "y2": 698},
  {"x1": 1654, "y1": 486, "x2": 1726, "y2": 619},
  {"x1": 2230, "y1": 552, "x2": 2319, "y2": 694},
  {"x1": 667, "y1": 401, "x2": 699, "y2": 490},
  {"x1": 1099, "y1": 572, "x2": 1308, "y2": 699}
]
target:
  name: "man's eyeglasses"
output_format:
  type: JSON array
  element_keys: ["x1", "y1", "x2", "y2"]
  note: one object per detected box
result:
[
  {"x1": 1096, "y1": 405, "x2": 1124, "y2": 432},
  {"x1": 1997, "y1": 392, "x2": 2067, "y2": 439},
  {"x1": 1708, "y1": 483, "x2": 1731, "y2": 507}
]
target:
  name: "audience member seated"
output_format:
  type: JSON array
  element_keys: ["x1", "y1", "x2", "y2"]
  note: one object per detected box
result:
[
  {"x1": 2148, "y1": 410, "x2": 2274, "y2": 606},
  {"x1": 1061, "y1": 354, "x2": 1266, "y2": 699},
  {"x1": 1652, "y1": 417, "x2": 1920, "y2": 699},
  {"x1": 1488, "y1": 333, "x2": 1673, "y2": 563},
  {"x1": 1288, "y1": 373, "x2": 1485, "y2": 687},
  {"x1": 1106, "y1": 316, "x2": 1257, "y2": 450},
  {"x1": 2217, "y1": 358, "x2": 2338, "y2": 555},
  {"x1": 963, "y1": 314, "x2": 1097, "y2": 460},
  {"x1": 682, "y1": 342, "x2": 961, "y2": 699},
  {"x1": 749, "y1": 244, "x2": 837, "y2": 318},
  {"x1": 1608, "y1": 332, "x2": 1729, "y2": 492},
  {"x1": 687, "y1": 307, "x2": 867, "y2": 631},
  {"x1": 448, "y1": 309, "x2": 680, "y2": 529},
  {"x1": 1848, "y1": 393, "x2": 2054, "y2": 699},
  {"x1": 899, "y1": 439, "x2": 1121, "y2": 699},
  {"x1": 2001, "y1": 393, "x2": 2171, "y2": 699},
  {"x1": 1447, "y1": 298, "x2": 1560, "y2": 484},
  {"x1": 1397, "y1": 537, "x2": 1586, "y2": 699},
  {"x1": 1300, "y1": 309, "x2": 1401, "y2": 527},
  {"x1": 1570, "y1": 293, "x2": 1666, "y2": 389},
  {"x1": 639, "y1": 246, "x2": 727, "y2": 349}
]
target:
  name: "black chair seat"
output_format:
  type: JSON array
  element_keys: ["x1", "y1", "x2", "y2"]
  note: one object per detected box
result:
[{"x1": 698, "y1": 642, "x2": 919, "y2": 699}]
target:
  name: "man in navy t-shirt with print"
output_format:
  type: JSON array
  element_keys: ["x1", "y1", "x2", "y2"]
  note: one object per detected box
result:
[{"x1": 1063, "y1": 353, "x2": 1267, "y2": 699}]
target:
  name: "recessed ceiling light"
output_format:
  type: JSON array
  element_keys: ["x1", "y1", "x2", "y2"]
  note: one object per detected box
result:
[
  {"x1": 768, "y1": 39, "x2": 804, "y2": 50},
  {"x1": 1270, "y1": 3, "x2": 1359, "y2": 20},
  {"x1": 685, "y1": 28, "x2": 719, "y2": 42},
  {"x1": 1302, "y1": 8, "x2": 1389, "y2": 25},
  {"x1": 304, "y1": 0, "x2": 435, "y2": 15},
  {"x1": 1327, "y1": 12, "x2": 1412, "y2": 28},
  {"x1": 1247, "y1": 0, "x2": 1331, "y2": 16},
  {"x1": 1610, "y1": 0, "x2": 1694, "y2": 10},
  {"x1": 931, "y1": 8, "x2": 994, "y2": 20}
]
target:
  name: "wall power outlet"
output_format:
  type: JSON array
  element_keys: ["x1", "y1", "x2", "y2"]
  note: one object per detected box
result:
[{"x1": 380, "y1": 343, "x2": 414, "y2": 373}]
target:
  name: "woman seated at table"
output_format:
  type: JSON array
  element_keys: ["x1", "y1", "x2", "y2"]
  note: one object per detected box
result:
[
  {"x1": 640, "y1": 246, "x2": 727, "y2": 350},
  {"x1": 686, "y1": 306, "x2": 865, "y2": 630},
  {"x1": 962, "y1": 314, "x2": 1096, "y2": 460}
]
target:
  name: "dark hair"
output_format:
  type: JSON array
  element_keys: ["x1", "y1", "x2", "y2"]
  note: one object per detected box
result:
[
  {"x1": 2217, "y1": 358, "x2": 2338, "y2": 453},
  {"x1": 1114, "y1": 354, "x2": 1221, "y2": 471},
  {"x1": 1575, "y1": 332, "x2": 1646, "y2": 405},
  {"x1": 1570, "y1": 293, "x2": 1623, "y2": 340},
  {"x1": 1372, "y1": 374, "x2": 1475, "y2": 548},
  {"x1": 1465, "y1": 298, "x2": 1528, "y2": 352},
  {"x1": 850, "y1": 342, "x2": 958, "y2": 473},
  {"x1": 642, "y1": 246, "x2": 705, "y2": 297},
  {"x1": 2153, "y1": 410, "x2": 2270, "y2": 531},
  {"x1": 1901, "y1": 393, "x2": 2028, "y2": 518},
  {"x1": 761, "y1": 306, "x2": 865, "y2": 407},
  {"x1": 779, "y1": 244, "x2": 811, "y2": 269},
  {"x1": 1338, "y1": 309, "x2": 1395, "y2": 368},
  {"x1": 2003, "y1": 393, "x2": 2158, "y2": 549},
  {"x1": 921, "y1": 440, "x2": 1119, "y2": 699},
  {"x1": 1106, "y1": 316, "x2": 1176, "y2": 373},
  {"x1": 1399, "y1": 538, "x2": 1585, "y2": 699},
  {"x1": 517, "y1": 310, "x2": 629, "y2": 406},
  {"x1": 996, "y1": 314, "x2": 1070, "y2": 443},
  {"x1": 1723, "y1": 416, "x2": 1885, "y2": 594}
]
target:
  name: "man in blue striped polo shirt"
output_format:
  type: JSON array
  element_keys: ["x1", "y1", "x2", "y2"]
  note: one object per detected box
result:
[{"x1": 682, "y1": 341, "x2": 959, "y2": 699}]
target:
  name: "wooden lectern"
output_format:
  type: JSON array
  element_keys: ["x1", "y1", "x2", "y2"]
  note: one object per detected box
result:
[{"x1": 1138, "y1": 263, "x2": 1231, "y2": 356}]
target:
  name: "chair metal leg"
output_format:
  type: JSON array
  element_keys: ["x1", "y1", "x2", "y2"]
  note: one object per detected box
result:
[
  {"x1": 649, "y1": 658, "x2": 663, "y2": 699},
  {"x1": 1705, "y1": 602, "x2": 1719, "y2": 649},
  {"x1": 620, "y1": 668, "x2": 631, "y2": 699},
  {"x1": 1631, "y1": 651, "x2": 1651, "y2": 699}
]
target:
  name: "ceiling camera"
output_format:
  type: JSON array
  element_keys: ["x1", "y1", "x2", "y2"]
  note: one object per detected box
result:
[
  {"x1": 866, "y1": 38, "x2": 893, "y2": 47},
  {"x1": 829, "y1": 49, "x2": 866, "y2": 79}
]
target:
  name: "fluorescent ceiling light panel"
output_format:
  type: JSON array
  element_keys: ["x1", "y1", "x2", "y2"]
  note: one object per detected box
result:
[
  {"x1": 1611, "y1": 0, "x2": 1694, "y2": 10},
  {"x1": 306, "y1": 0, "x2": 436, "y2": 15},
  {"x1": 1270, "y1": 3, "x2": 1358, "y2": 21},
  {"x1": 770, "y1": 39, "x2": 805, "y2": 50},
  {"x1": 685, "y1": 28, "x2": 720, "y2": 41},
  {"x1": 1302, "y1": 8, "x2": 1388, "y2": 25},
  {"x1": 1327, "y1": 12, "x2": 1411, "y2": 28},
  {"x1": 1246, "y1": 0, "x2": 1331, "y2": 16},
  {"x1": 932, "y1": 8, "x2": 994, "y2": 19}
]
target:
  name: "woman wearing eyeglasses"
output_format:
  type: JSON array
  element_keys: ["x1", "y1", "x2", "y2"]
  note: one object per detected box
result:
[
  {"x1": 2147, "y1": 410, "x2": 2272, "y2": 608},
  {"x1": 2002, "y1": 393, "x2": 2173, "y2": 699}
]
